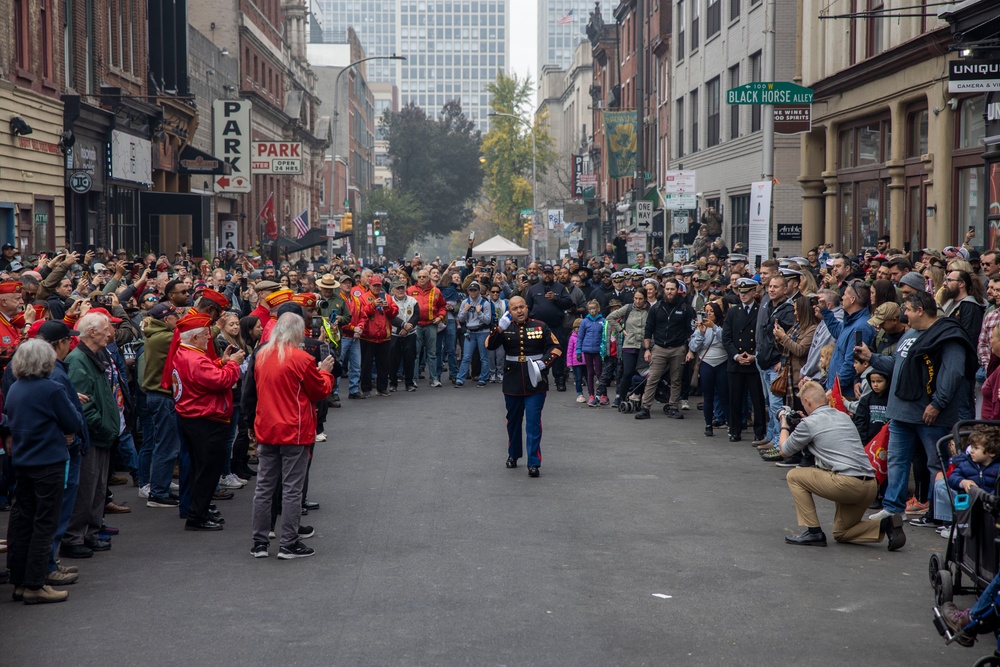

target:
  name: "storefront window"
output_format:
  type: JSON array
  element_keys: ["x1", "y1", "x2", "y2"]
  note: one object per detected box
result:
[
  {"x1": 958, "y1": 166, "x2": 985, "y2": 247},
  {"x1": 990, "y1": 163, "x2": 1000, "y2": 249},
  {"x1": 908, "y1": 110, "x2": 928, "y2": 158},
  {"x1": 839, "y1": 129, "x2": 855, "y2": 168},
  {"x1": 858, "y1": 123, "x2": 881, "y2": 166},
  {"x1": 840, "y1": 184, "x2": 854, "y2": 252},
  {"x1": 961, "y1": 97, "x2": 986, "y2": 149},
  {"x1": 858, "y1": 180, "x2": 881, "y2": 251}
]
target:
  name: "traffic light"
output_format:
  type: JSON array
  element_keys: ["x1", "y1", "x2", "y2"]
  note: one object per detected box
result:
[
  {"x1": 341, "y1": 212, "x2": 353, "y2": 233},
  {"x1": 523, "y1": 221, "x2": 533, "y2": 236},
  {"x1": 373, "y1": 218, "x2": 381, "y2": 236}
]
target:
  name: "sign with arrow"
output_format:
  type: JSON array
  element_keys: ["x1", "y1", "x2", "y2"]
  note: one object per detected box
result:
[{"x1": 213, "y1": 100, "x2": 252, "y2": 193}]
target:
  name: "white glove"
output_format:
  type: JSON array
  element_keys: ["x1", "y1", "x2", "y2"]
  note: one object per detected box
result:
[{"x1": 497, "y1": 313, "x2": 511, "y2": 330}]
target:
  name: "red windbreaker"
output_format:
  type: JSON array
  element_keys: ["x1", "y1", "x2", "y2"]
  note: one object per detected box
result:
[
  {"x1": 341, "y1": 289, "x2": 369, "y2": 336},
  {"x1": 406, "y1": 284, "x2": 445, "y2": 326},
  {"x1": 360, "y1": 291, "x2": 398, "y2": 343},
  {"x1": 171, "y1": 345, "x2": 241, "y2": 422},
  {"x1": 253, "y1": 346, "x2": 334, "y2": 445}
]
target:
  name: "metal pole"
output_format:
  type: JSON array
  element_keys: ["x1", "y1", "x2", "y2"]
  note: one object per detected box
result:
[
  {"x1": 530, "y1": 121, "x2": 537, "y2": 261},
  {"x1": 762, "y1": 0, "x2": 775, "y2": 180},
  {"x1": 635, "y1": 0, "x2": 645, "y2": 207}
]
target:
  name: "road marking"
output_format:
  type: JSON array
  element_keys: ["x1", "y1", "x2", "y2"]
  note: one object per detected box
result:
[
  {"x1": 652, "y1": 594, "x2": 673, "y2": 599},
  {"x1": 618, "y1": 474, "x2": 660, "y2": 479}
]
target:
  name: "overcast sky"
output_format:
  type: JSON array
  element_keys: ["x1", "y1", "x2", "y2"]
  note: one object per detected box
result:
[{"x1": 508, "y1": 0, "x2": 538, "y2": 109}]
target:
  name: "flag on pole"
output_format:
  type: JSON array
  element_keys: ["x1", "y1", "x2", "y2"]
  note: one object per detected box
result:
[
  {"x1": 292, "y1": 208, "x2": 310, "y2": 238},
  {"x1": 345, "y1": 237, "x2": 352, "y2": 257},
  {"x1": 260, "y1": 193, "x2": 278, "y2": 240},
  {"x1": 557, "y1": 8, "x2": 574, "y2": 24}
]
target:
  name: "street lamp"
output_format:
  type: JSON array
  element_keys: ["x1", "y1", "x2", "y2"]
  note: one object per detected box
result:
[
  {"x1": 488, "y1": 111, "x2": 537, "y2": 260},
  {"x1": 332, "y1": 54, "x2": 406, "y2": 263}
]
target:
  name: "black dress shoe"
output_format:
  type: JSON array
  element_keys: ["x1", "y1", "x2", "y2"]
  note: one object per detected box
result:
[
  {"x1": 784, "y1": 529, "x2": 827, "y2": 547},
  {"x1": 728, "y1": 433, "x2": 742, "y2": 442},
  {"x1": 185, "y1": 519, "x2": 224, "y2": 531},
  {"x1": 505, "y1": 457, "x2": 517, "y2": 469},
  {"x1": 83, "y1": 538, "x2": 111, "y2": 551},
  {"x1": 303, "y1": 500, "x2": 320, "y2": 511},
  {"x1": 527, "y1": 466, "x2": 540, "y2": 478},
  {"x1": 60, "y1": 544, "x2": 93, "y2": 559}
]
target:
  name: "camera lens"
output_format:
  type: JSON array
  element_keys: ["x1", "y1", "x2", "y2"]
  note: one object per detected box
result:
[{"x1": 318, "y1": 299, "x2": 329, "y2": 310}]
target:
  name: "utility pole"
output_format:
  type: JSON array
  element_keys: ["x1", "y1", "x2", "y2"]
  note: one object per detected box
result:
[
  {"x1": 635, "y1": 0, "x2": 646, "y2": 213},
  {"x1": 762, "y1": 0, "x2": 775, "y2": 181}
]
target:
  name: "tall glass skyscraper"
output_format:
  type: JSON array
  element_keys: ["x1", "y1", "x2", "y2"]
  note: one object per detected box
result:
[
  {"x1": 537, "y1": 0, "x2": 611, "y2": 70},
  {"x1": 312, "y1": 0, "x2": 509, "y2": 133}
]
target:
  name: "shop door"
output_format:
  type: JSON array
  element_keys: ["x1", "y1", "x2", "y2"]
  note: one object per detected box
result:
[{"x1": 905, "y1": 176, "x2": 926, "y2": 255}]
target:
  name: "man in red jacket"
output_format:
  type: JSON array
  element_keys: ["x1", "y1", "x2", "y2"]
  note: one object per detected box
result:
[
  {"x1": 250, "y1": 312, "x2": 335, "y2": 559},
  {"x1": 360, "y1": 276, "x2": 398, "y2": 397},
  {"x1": 171, "y1": 312, "x2": 245, "y2": 531},
  {"x1": 407, "y1": 269, "x2": 446, "y2": 387},
  {"x1": 339, "y1": 274, "x2": 368, "y2": 399}
]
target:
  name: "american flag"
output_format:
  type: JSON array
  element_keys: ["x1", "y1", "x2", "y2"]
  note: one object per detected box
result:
[
  {"x1": 292, "y1": 208, "x2": 309, "y2": 238},
  {"x1": 557, "y1": 8, "x2": 574, "y2": 25}
]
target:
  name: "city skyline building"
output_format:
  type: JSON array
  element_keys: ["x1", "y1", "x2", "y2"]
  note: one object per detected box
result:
[{"x1": 537, "y1": 0, "x2": 611, "y2": 71}]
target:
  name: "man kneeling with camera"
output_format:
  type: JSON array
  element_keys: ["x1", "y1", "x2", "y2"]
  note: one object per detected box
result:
[{"x1": 780, "y1": 380, "x2": 906, "y2": 550}]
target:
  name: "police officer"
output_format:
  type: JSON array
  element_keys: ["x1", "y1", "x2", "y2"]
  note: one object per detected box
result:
[
  {"x1": 721, "y1": 278, "x2": 767, "y2": 442},
  {"x1": 486, "y1": 296, "x2": 561, "y2": 478}
]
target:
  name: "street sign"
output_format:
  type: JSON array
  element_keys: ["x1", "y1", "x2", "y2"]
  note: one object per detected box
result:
[
  {"x1": 671, "y1": 210, "x2": 691, "y2": 235},
  {"x1": 949, "y1": 60, "x2": 1000, "y2": 93},
  {"x1": 213, "y1": 100, "x2": 252, "y2": 193},
  {"x1": 662, "y1": 170, "x2": 696, "y2": 194},
  {"x1": 251, "y1": 141, "x2": 303, "y2": 174},
  {"x1": 726, "y1": 82, "x2": 814, "y2": 105},
  {"x1": 635, "y1": 200, "x2": 652, "y2": 231},
  {"x1": 626, "y1": 233, "x2": 647, "y2": 253},
  {"x1": 663, "y1": 193, "x2": 698, "y2": 210},
  {"x1": 774, "y1": 105, "x2": 812, "y2": 134},
  {"x1": 219, "y1": 219, "x2": 239, "y2": 251},
  {"x1": 376, "y1": 237, "x2": 386, "y2": 247},
  {"x1": 325, "y1": 222, "x2": 337, "y2": 238},
  {"x1": 547, "y1": 209, "x2": 564, "y2": 230},
  {"x1": 68, "y1": 171, "x2": 92, "y2": 194}
]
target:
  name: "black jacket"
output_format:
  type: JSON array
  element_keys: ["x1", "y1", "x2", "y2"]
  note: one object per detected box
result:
[
  {"x1": 525, "y1": 280, "x2": 572, "y2": 329},
  {"x1": 755, "y1": 297, "x2": 795, "y2": 370},
  {"x1": 722, "y1": 301, "x2": 761, "y2": 373},
  {"x1": 895, "y1": 317, "x2": 977, "y2": 403},
  {"x1": 643, "y1": 296, "x2": 694, "y2": 349}
]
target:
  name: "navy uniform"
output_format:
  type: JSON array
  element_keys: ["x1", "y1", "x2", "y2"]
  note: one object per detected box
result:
[
  {"x1": 486, "y1": 316, "x2": 561, "y2": 476},
  {"x1": 721, "y1": 278, "x2": 766, "y2": 442}
]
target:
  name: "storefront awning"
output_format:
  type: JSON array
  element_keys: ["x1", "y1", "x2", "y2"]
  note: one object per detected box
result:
[{"x1": 177, "y1": 145, "x2": 231, "y2": 175}]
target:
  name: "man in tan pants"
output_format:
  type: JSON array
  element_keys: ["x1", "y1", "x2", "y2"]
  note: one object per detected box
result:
[
  {"x1": 778, "y1": 381, "x2": 906, "y2": 551},
  {"x1": 635, "y1": 279, "x2": 695, "y2": 420}
]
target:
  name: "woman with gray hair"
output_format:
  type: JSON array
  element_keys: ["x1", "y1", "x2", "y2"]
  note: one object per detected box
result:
[
  {"x1": 248, "y1": 313, "x2": 335, "y2": 559},
  {"x1": 5, "y1": 339, "x2": 84, "y2": 604}
]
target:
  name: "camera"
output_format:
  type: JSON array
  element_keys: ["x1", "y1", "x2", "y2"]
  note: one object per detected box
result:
[
  {"x1": 318, "y1": 299, "x2": 329, "y2": 310},
  {"x1": 93, "y1": 295, "x2": 113, "y2": 307},
  {"x1": 779, "y1": 408, "x2": 802, "y2": 431}
]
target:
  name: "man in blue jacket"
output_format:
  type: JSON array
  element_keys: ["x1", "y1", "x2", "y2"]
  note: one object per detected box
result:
[{"x1": 821, "y1": 281, "x2": 875, "y2": 399}]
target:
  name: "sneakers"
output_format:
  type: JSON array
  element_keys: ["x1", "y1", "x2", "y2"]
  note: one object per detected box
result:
[
  {"x1": 775, "y1": 453, "x2": 804, "y2": 468},
  {"x1": 170, "y1": 482, "x2": 179, "y2": 492},
  {"x1": 46, "y1": 569, "x2": 79, "y2": 585},
  {"x1": 22, "y1": 585, "x2": 69, "y2": 605},
  {"x1": 909, "y1": 515, "x2": 937, "y2": 527},
  {"x1": 759, "y1": 446, "x2": 783, "y2": 462},
  {"x1": 138, "y1": 484, "x2": 151, "y2": 499},
  {"x1": 298, "y1": 525, "x2": 315, "y2": 539},
  {"x1": 664, "y1": 408, "x2": 684, "y2": 419},
  {"x1": 599, "y1": 395, "x2": 609, "y2": 406},
  {"x1": 477, "y1": 381, "x2": 487, "y2": 388},
  {"x1": 405, "y1": 385, "x2": 417, "y2": 392},
  {"x1": 905, "y1": 497, "x2": 930, "y2": 515},
  {"x1": 251, "y1": 542, "x2": 269, "y2": 558},
  {"x1": 587, "y1": 396, "x2": 598, "y2": 407},
  {"x1": 634, "y1": 408, "x2": 651, "y2": 420},
  {"x1": 680, "y1": 399, "x2": 691, "y2": 411},
  {"x1": 430, "y1": 379, "x2": 442, "y2": 388},
  {"x1": 219, "y1": 474, "x2": 246, "y2": 489},
  {"x1": 936, "y1": 524, "x2": 953, "y2": 539},
  {"x1": 277, "y1": 541, "x2": 315, "y2": 559},
  {"x1": 576, "y1": 394, "x2": 586, "y2": 403},
  {"x1": 315, "y1": 433, "x2": 328, "y2": 442},
  {"x1": 147, "y1": 495, "x2": 179, "y2": 508},
  {"x1": 455, "y1": 381, "x2": 465, "y2": 388}
]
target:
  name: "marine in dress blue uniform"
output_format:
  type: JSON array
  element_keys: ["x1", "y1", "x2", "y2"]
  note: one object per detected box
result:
[{"x1": 486, "y1": 296, "x2": 561, "y2": 477}]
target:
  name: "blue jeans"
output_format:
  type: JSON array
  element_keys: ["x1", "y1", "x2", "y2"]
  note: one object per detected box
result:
[
  {"x1": 49, "y1": 449, "x2": 81, "y2": 572},
  {"x1": 884, "y1": 420, "x2": 949, "y2": 516},
  {"x1": 572, "y1": 366, "x2": 585, "y2": 394},
  {"x1": 457, "y1": 331, "x2": 489, "y2": 383},
  {"x1": 136, "y1": 391, "x2": 155, "y2": 488},
  {"x1": 147, "y1": 392, "x2": 181, "y2": 499},
  {"x1": 933, "y1": 477, "x2": 953, "y2": 523},
  {"x1": 758, "y1": 365, "x2": 783, "y2": 443},
  {"x1": 437, "y1": 319, "x2": 458, "y2": 380},
  {"x1": 505, "y1": 392, "x2": 545, "y2": 467},
  {"x1": 223, "y1": 404, "x2": 240, "y2": 477},
  {"x1": 116, "y1": 429, "x2": 138, "y2": 477},
  {"x1": 414, "y1": 324, "x2": 438, "y2": 382},
  {"x1": 340, "y1": 336, "x2": 362, "y2": 395}
]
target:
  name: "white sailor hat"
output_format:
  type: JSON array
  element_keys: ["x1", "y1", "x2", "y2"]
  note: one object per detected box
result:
[{"x1": 736, "y1": 277, "x2": 760, "y2": 291}]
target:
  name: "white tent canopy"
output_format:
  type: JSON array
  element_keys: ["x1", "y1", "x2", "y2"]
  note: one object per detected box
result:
[{"x1": 471, "y1": 235, "x2": 529, "y2": 256}]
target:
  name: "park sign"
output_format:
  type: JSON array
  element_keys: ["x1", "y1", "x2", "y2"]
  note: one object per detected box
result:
[{"x1": 727, "y1": 82, "x2": 814, "y2": 106}]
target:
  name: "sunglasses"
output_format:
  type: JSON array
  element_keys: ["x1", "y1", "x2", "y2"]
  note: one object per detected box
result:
[
  {"x1": 144, "y1": 297, "x2": 158, "y2": 303},
  {"x1": 172, "y1": 289, "x2": 189, "y2": 295}
]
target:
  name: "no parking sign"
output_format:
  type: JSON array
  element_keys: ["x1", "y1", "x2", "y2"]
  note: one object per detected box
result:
[{"x1": 219, "y1": 220, "x2": 239, "y2": 251}]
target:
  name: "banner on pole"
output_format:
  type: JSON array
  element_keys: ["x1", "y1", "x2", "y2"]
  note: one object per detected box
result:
[
  {"x1": 748, "y1": 180, "x2": 773, "y2": 270},
  {"x1": 604, "y1": 110, "x2": 637, "y2": 179}
]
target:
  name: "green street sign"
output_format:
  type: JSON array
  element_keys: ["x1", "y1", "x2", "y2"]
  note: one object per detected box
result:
[
  {"x1": 726, "y1": 82, "x2": 814, "y2": 105},
  {"x1": 520, "y1": 208, "x2": 534, "y2": 216}
]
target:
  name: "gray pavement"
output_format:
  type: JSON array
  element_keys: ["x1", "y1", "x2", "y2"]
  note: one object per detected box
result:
[{"x1": 0, "y1": 385, "x2": 973, "y2": 666}]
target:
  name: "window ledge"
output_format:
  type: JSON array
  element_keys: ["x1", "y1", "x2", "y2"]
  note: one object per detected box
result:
[
  {"x1": 705, "y1": 32, "x2": 721, "y2": 46},
  {"x1": 15, "y1": 67, "x2": 36, "y2": 84}
]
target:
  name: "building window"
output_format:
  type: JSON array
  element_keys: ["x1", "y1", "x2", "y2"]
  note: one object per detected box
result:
[
  {"x1": 730, "y1": 194, "x2": 750, "y2": 249},
  {"x1": 691, "y1": 0, "x2": 700, "y2": 51},
  {"x1": 729, "y1": 65, "x2": 740, "y2": 139},
  {"x1": 749, "y1": 51, "x2": 761, "y2": 132},
  {"x1": 959, "y1": 97, "x2": 986, "y2": 149},
  {"x1": 676, "y1": 97, "x2": 685, "y2": 158},
  {"x1": 677, "y1": 0, "x2": 685, "y2": 61},
  {"x1": 907, "y1": 109, "x2": 928, "y2": 158},
  {"x1": 867, "y1": 0, "x2": 884, "y2": 58},
  {"x1": 41, "y1": 0, "x2": 54, "y2": 80},
  {"x1": 14, "y1": 0, "x2": 29, "y2": 70},
  {"x1": 707, "y1": 77, "x2": 720, "y2": 147},
  {"x1": 730, "y1": 0, "x2": 740, "y2": 21},
  {"x1": 707, "y1": 0, "x2": 721, "y2": 38},
  {"x1": 690, "y1": 89, "x2": 699, "y2": 153},
  {"x1": 957, "y1": 166, "x2": 985, "y2": 247}
]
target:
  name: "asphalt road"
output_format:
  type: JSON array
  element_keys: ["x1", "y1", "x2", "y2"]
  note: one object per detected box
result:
[{"x1": 0, "y1": 383, "x2": 975, "y2": 666}]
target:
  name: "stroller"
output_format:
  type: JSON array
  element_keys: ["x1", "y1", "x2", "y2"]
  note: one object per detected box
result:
[{"x1": 930, "y1": 420, "x2": 1000, "y2": 665}]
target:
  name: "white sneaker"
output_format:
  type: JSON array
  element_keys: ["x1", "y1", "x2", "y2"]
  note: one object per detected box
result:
[
  {"x1": 268, "y1": 530, "x2": 276, "y2": 539},
  {"x1": 138, "y1": 484, "x2": 151, "y2": 499},
  {"x1": 169, "y1": 482, "x2": 179, "y2": 492},
  {"x1": 232, "y1": 473, "x2": 248, "y2": 486},
  {"x1": 680, "y1": 399, "x2": 691, "y2": 411},
  {"x1": 867, "y1": 509, "x2": 893, "y2": 522},
  {"x1": 430, "y1": 379, "x2": 442, "y2": 388},
  {"x1": 576, "y1": 394, "x2": 586, "y2": 403},
  {"x1": 315, "y1": 433, "x2": 327, "y2": 442},
  {"x1": 219, "y1": 474, "x2": 244, "y2": 489}
]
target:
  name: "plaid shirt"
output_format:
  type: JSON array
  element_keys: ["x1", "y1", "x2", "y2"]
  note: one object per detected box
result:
[{"x1": 979, "y1": 306, "x2": 1000, "y2": 369}]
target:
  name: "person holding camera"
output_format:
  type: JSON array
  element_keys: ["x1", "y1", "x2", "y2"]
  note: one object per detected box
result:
[{"x1": 779, "y1": 380, "x2": 906, "y2": 550}]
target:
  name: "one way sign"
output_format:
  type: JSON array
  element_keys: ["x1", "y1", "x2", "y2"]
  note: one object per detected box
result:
[{"x1": 213, "y1": 100, "x2": 252, "y2": 193}]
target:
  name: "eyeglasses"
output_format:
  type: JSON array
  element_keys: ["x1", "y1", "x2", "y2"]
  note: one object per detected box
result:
[
  {"x1": 171, "y1": 289, "x2": 189, "y2": 295},
  {"x1": 490, "y1": 290, "x2": 501, "y2": 294},
  {"x1": 145, "y1": 298, "x2": 158, "y2": 303}
]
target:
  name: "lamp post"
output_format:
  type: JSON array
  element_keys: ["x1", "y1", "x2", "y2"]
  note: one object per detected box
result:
[
  {"x1": 488, "y1": 111, "x2": 537, "y2": 260},
  {"x1": 332, "y1": 54, "x2": 405, "y2": 264}
]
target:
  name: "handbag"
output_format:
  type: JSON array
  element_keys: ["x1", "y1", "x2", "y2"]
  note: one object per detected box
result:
[{"x1": 769, "y1": 363, "x2": 790, "y2": 397}]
